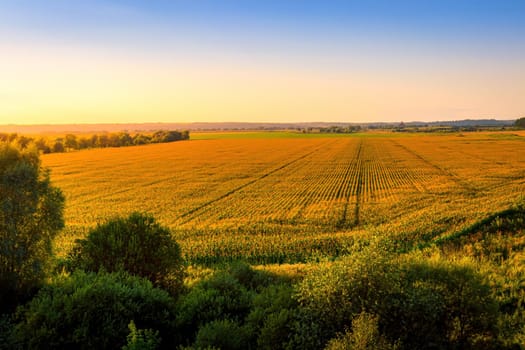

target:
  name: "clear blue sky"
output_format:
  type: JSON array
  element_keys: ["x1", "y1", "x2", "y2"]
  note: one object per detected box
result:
[{"x1": 1, "y1": 0, "x2": 523, "y2": 124}]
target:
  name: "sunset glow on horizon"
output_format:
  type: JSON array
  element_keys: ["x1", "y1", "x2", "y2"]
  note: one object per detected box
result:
[{"x1": 1, "y1": 1, "x2": 524, "y2": 125}]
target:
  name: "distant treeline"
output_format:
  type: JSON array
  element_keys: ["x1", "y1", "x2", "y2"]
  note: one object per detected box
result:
[
  {"x1": 303, "y1": 125, "x2": 363, "y2": 134},
  {"x1": 0, "y1": 130, "x2": 190, "y2": 153},
  {"x1": 391, "y1": 125, "x2": 513, "y2": 133},
  {"x1": 516, "y1": 117, "x2": 525, "y2": 128}
]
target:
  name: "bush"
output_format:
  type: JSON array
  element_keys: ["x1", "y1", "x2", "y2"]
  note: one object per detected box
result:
[
  {"x1": 68, "y1": 212, "x2": 184, "y2": 294},
  {"x1": 245, "y1": 284, "x2": 297, "y2": 350},
  {"x1": 193, "y1": 319, "x2": 249, "y2": 350},
  {"x1": 392, "y1": 257, "x2": 499, "y2": 349},
  {"x1": 291, "y1": 248, "x2": 500, "y2": 349},
  {"x1": 515, "y1": 117, "x2": 525, "y2": 128},
  {"x1": 0, "y1": 314, "x2": 15, "y2": 349},
  {"x1": 222, "y1": 262, "x2": 282, "y2": 293},
  {"x1": 122, "y1": 320, "x2": 161, "y2": 350},
  {"x1": 176, "y1": 272, "x2": 253, "y2": 342},
  {"x1": 324, "y1": 312, "x2": 398, "y2": 350},
  {"x1": 291, "y1": 248, "x2": 397, "y2": 349},
  {"x1": 12, "y1": 270, "x2": 177, "y2": 350},
  {"x1": 0, "y1": 142, "x2": 64, "y2": 312}
]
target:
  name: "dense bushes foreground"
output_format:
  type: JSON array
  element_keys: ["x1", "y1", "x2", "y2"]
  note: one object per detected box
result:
[
  {"x1": 11, "y1": 270, "x2": 177, "y2": 349},
  {"x1": 4, "y1": 244, "x2": 523, "y2": 349}
]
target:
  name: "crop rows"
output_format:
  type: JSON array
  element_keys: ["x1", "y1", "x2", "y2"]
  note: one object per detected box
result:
[{"x1": 43, "y1": 131, "x2": 525, "y2": 263}]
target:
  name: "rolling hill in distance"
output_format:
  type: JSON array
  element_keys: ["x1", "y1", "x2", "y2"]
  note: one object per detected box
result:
[{"x1": 0, "y1": 119, "x2": 516, "y2": 134}]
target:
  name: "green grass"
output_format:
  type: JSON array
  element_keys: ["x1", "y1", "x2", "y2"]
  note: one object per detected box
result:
[{"x1": 190, "y1": 131, "x2": 367, "y2": 140}]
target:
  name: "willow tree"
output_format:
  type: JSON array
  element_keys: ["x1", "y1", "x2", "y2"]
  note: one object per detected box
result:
[{"x1": 0, "y1": 142, "x2": 64, "y2": 310}]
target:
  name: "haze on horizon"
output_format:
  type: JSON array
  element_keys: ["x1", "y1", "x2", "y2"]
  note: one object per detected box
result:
[{"x1": 1, "y1": 0, "x2": 524, "y2": 126}]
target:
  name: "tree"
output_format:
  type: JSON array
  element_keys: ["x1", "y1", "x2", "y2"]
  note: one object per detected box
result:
[
  {"x1": 98, "y1": 134, "x2": 110, "y2": 147},
  {"x1": 515, "y1": 117, "x2": 525, "y2": 128},
  {"x1": 52, "y1": 139, "x2": 65, "y2": 153},
  {"x1": 118, "y1": 132, "x2": 133, "y2": 146},
  {"x1": 324, "y1": 312, "x2": 398, "y2": 350},
  {"x1": 34, "y1": 138, "x2": 51, "y2": 154},
  {"x1": 122, "y1": 320, "x2": 161, "y2": 350},
  {"x1": 64, "y1": 134, "x2": 78, "y2": 150},
  {"x1": 77, "y1": 137, "x2": 91, "y2": 149},
  {"x1": 292, "y1": 247, "x2": 499, "y2": 349},
  {"x1": 90, "y1": 134, "x2": 100, "y2": 148},
  {"x1": 109, "y1": 133, "x2": 121, "y2": 147},
  {"x1": 69, "y1": 212, "x2": 185, "y2": 295},
  {"x1": 12, "y1": 270, "x2": 176, "y2": 349},
  {"x1": 15, "y1": 136, "x2": 32, "y2": 149},
  {"x1": 0, "y1": 143, "x2": 64, "y2": 311},
  {"x1": 133, "y1": 134, "x2": 151, "y2": 145}
]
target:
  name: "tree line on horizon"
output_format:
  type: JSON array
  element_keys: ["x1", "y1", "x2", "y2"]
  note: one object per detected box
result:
[
  {"x1": 515, "y1": 117, "x2": 525, "y2": 128},
  {"x1": 0, "y1": 130, "x2": 190, "y2": 154}
]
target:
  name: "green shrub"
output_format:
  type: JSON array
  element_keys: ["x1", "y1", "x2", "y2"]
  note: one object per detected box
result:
[
  {"x1": 176, "y1": 272, "x2": 253, "y2": 342},
  {"x1": 245, "y1": 284, "x2": 297, "y2": 350},
  {"x1": 68, "y1": 212, "x2": 184, "y2": 295},
  {"x1": 393, "y1": 257, "x2": 499, "y2": 349},
  {"x1": 291, "y1": 248, "x2": 500, "y2": 349},
  {"x1": 194, "y1": 319, "x2": 249, "y2": 350},
  {"x1": 12, "y1": 270, "x2": 177, "y2": 350},
  {"x1": 291, "y1": 248, "x2": 398, "y2": 349},
  {"x1": 257, "y1": 309, "x2": 294, "y2": 350},
  {"x1": 324, "y1": 312, "x2": 398, "y2": 350},
  {"x1": 227, "y1": 262, "x2": 260, "y2": 290},
  {"x1": 0, "y1": 143, "x2": 64, "y2": 311},
  {"x1": 122, "y1": 320, "x2": 161, "y2": 350},
  {"x1": 0, "y1": 314, "x2": 15, "y2": 349}
]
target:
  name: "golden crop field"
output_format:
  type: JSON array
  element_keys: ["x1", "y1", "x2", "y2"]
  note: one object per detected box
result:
[{"x1": 42, "y1": 131, "x2": 525, "y2": 264}]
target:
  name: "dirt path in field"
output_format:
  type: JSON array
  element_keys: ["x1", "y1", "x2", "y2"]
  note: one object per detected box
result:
[
  {"x1": 337, "y1": 139, "x2": 363, "y2": 228},
  {"x1": 353, "y1": 140, "x2": 364, "y2": 226}
]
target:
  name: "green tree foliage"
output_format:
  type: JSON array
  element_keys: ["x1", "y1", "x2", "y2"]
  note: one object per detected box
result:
[
  {"x1": 122, "y1": 320, "x2": 161, "y2": 350},
  {"x1": 68, "y1": 212, "x2": 184, "y2": 295},
  {"x1": 64, "y1": 134, "x2": 78, "y2": 150},
  {"x1": 193, "y1": 319, "x2": 249, "y2": 350},
  {"x1": 324, "y1": 312, "x2": 398, "y2": 350},
  {"x1": 34, "y1": 138, "x2": 51, "y2": 154},
  {"x1": 52, "y1": 139, "x2": 65, "y2": 153},
  {"x1": 2, "y1": 130, "x2": 190, "y2": 155},
  {"x1": 133, "y1": 134, "x2": 151, "y2": 145},
  {"x1": 245, "y1": 284, "x2": 297, "y2": 350},
  {"x1": 176, "y1": 271, "x2": 253, "y2": 341},
  {"x1": 176, "y1": 263, "x2": 296, "y2": 348},
  {"x1": 0, "y1": 314, "x2": 15, "y2": 348},
  {"x1": 12, "y1": 270, "x2": 176, "y2": 350},
  {"x1": 118, "y1": 132, "x2": 134, "y2": 147},
  {"x1": 291, "y1": 248, "x2": 500, "y2": 350},
  {"x1": 151, "y1": 130, "x2": 189, "y2": 143},
  {"x1": 15, "y1": 136, "x2": 32, "y2": 149},
  {"x1": 515, "y1": 117, "x2": 525, "y2": 128},
  {"x1": 0, "y1": 143, "x2": 64, "y2": 311}
]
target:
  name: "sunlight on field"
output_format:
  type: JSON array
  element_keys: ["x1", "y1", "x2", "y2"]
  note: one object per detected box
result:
[{"x1": 42, "y1": 131, "x2": 525, "y2": 263}]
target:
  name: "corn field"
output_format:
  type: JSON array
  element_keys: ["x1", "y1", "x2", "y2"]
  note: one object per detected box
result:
[{"x1": 43, "y1": 131, "x2": 525, "y2": 264}]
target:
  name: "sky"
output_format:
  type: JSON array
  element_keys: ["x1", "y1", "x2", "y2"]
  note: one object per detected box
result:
[{"x1": 0, "y1": 0, "x2": 524, "y2": 125}]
